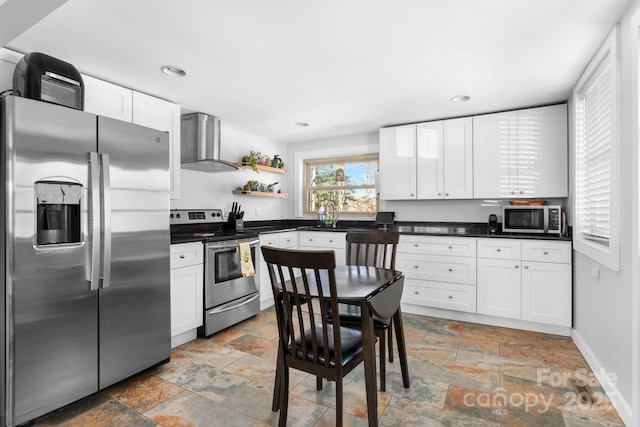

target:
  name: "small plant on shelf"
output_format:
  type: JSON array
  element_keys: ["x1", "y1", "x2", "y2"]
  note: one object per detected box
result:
[
  {"x1": 241, "y1": 151, "x2": 261, "y2": 172},
  {"x1": 271, "y1": 154, "x2": 287, "y2": 171}
]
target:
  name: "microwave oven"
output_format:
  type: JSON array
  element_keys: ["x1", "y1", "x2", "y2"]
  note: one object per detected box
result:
[{"x1": 502, "y1": 205, "x2": 562, "y2": 234}]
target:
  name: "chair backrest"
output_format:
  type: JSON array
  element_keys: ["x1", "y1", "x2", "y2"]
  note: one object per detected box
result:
[
  {"x1": 261, "y1": 246, "x2": 343, "y2": 369},
  {"x1": 345, "y1": 231, "x2": 399, "y2": 270}
]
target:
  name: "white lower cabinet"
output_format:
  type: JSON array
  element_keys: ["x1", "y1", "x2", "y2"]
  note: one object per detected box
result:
[
  {"x1": 170, "y1": 243, "x2": 204, "y2": 348},
  {"x1": 298, "y1": 231, "x2": 346, "y2": 265},
  {"x1": 476, "y1": 239, "x2": 572, "y2": 328},
  {"x1": 398, "y1": 235, "x2": 477, "y2": 313},
  {"x1": 259, "y1": 231, "x2": 299, "y2": 309},
  {"x1": 521, "y1": 260, "x2": 572, "y2": 327}
]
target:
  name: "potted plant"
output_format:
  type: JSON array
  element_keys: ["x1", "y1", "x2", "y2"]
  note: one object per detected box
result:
[
  {"x1": 243, "y1": 180, "x2": 259, "y2": 191},
  {"x1": 241, "y1": 151, "x2": 261, "y2": 172},
  {"x1": 267, "y1": 182, "x2": 279, "y2": 192},
  {"x1": 271, "y1": 154, "x2": 287, "y2": 170}
]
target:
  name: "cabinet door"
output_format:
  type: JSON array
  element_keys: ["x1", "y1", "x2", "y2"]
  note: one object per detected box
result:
[
  {"x1": 299, "y1": 231, "x2": 346, "y2": 265},
  {"x1": 473, "y1": 111, "x2": 518, "y2": 198},
  {"x1": 477, "y1": 258, "x2": 521, "y2": 319},
  {"x1": 443, "y1": 117, "x2": 473, "y2": 199},
  {"x1": 259, "y1": 235, "x2": 278, "y2": 308},
  {"x1": 516, "y1": 105, "x2": 568, "y2": 197},
  {"x1": 82, "y1": 75, "x2": 133, "y2": 121},
  {"x1": 132, "y1": 92, "x2": 181, "y2": 199},
  {"x1": 521, "y1": 261, "x2": 571, "y2": 326},
  {"x1": 416, "y1": 121, "x2": 444, "y2": 199},
  {"x1": 170, "y1": 264, "x2": 203, "y2": 337},
  {"x1": 379, "y1": 125, "x2": 417, "y2": 199}
]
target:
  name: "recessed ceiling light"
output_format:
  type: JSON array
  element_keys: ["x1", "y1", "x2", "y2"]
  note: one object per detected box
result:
[
  {"x1": 451, "y1": 95, "x2": 471, "y2": 103},
  {"x1": 295, "y1": 122, "x2": 310, "y2": 127},
  {"x1": 160, "y1": 65, "x2": 186, "y2": 77}
]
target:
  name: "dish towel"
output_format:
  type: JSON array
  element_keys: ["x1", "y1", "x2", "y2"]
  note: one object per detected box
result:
[{"x1": 238, "y1": 242, "x2": 255, "y2": 277}]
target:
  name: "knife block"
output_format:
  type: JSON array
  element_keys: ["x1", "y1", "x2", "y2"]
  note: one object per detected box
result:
[{"x1": 226, "y1": 215, "x2": 244, "y2": 231}]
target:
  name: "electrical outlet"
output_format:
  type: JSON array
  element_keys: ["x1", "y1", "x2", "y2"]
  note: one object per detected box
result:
[
  {"x1": 255, "y1": 207, "x2": 261, "y2": 216},
  {"x1": 592, "y1": 267, "x2": 600, "y2": 278}
]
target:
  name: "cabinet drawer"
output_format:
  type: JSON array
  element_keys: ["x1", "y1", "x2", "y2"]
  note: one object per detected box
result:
[
  {"x1": 170, "y1": 242, "x2": 204, "y2": 268},
  {"x1": 260, "y1": 236, "x2": 278, "y2": 248},
  {"x1": 278, "y1": 231, "x2": 299, "y2": 248},
  {"x1": 402, "y1": 280, "x2": 476, "y2": 313},
  {"x1": 477, "y1": 239, "x2": 521, "y2": 260},
  {"x1": 398, "y1": 254, "x2": 476, "y2": 285},
  {"x1": 521, "y1": 240, "x2": 571, "y2": 264},
  {"x1": 399, "y1": 235, "x2": 476, "y2": 257},
  {"x1": 299, "y1": 232, "x2": 346, "y2": 249}
]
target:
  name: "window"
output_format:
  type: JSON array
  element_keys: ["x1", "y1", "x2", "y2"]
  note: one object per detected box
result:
[
  {"x1": 303, "y1": 154, "x2": 378, "y2": 216},
  {"x1": 573, "y1": 25, "x2": 620, "y2": 271}
]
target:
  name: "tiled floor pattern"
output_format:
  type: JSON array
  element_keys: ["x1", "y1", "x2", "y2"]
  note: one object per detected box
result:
[{"x1": 33, "y1": 308, "x2": 625, "y2": 426}]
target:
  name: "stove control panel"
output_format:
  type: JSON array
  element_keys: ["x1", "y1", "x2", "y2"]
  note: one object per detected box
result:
[{"x1": 170, "y1": 209, "x2": 223, "y2": 225}]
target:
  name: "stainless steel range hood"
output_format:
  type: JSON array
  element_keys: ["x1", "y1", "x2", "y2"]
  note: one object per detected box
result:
[{"x1": 181, "y1": 113, "x2": 240, "y2": 172}]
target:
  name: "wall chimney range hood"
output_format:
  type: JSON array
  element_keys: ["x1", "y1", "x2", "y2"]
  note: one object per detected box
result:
[{"x1": 181, "y1": 113, "x2": 240, "y2": 172}]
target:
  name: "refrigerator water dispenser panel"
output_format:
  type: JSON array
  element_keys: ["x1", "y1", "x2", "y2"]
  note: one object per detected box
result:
[{"x1": 35, "y1": 181, "x2": 82, "y2": 245}]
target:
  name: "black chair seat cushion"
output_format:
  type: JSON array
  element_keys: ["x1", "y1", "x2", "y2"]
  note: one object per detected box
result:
[
  {"x1": 294, "y1": 325, "x2": 369, "y2": 368},
  {"x1": 339, "y1": 313, "x2": 390, "y2": 330}
]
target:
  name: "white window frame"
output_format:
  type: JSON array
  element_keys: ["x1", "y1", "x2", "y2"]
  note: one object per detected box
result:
[
  {"x1": 573, "y1": 25, "x2": 620, "y2": 271},
  {"x1": 293, "y1": 144, "x2": 380, "y2": 218}
]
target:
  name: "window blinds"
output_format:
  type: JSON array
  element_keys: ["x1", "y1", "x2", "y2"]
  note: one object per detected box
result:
[{"x1": 576, "y1": 54, "x2": 612, "y2": 243}]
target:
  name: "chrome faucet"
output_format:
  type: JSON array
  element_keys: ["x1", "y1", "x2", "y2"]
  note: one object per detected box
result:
[{"x1": 325, "y1": 201, "x2": 338, "y2": 228}]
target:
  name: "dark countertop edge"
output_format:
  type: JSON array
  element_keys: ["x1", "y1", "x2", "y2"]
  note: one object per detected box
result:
[{"x1": 238, "y1": 220, "x2": 573, "y2": 242}]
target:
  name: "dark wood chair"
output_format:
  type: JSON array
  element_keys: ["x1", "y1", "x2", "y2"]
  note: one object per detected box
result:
[
  {"x1": 262, "y1": 246, "x2": 367, "y2": 427},
  {"x1": 339, "y1": 230, "x2": 399, "y2": 391}
]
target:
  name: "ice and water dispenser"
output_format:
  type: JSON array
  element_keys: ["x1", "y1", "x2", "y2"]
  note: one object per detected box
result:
[{"x1": 35, "y1": 181, "x2": 81, "y2": 245}]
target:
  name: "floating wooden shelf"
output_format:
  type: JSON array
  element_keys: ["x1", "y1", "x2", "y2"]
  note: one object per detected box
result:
[
  {"x1": 232, "y1": 189, "x2": 288, "y2": 198},
  {"x1": 234, "y1": 162, "x2": 287, "y2": 174}
]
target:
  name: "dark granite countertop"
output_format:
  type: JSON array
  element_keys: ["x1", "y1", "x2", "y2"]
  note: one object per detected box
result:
[{"x1": 241, "y1": 220, "x2": 572, "y2": 242}]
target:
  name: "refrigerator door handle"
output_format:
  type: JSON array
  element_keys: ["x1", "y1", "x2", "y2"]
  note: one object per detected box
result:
[
  {"x1": 89, "y1": 152, "x2": 102, "y2": 291},
  {"x1": 100, "y1": 153, "x2": 112, "y2": 288}
]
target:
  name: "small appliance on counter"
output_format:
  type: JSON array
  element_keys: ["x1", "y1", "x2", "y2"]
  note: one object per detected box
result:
[
  {"x1": 13, "y1": 52, "x2": 84, "y2": 110},
  {"x1": 502, "y1": 205, "x2": 562, "y2": 234},
  {"x1": 487, "y1": 213, "x2": 499, "y2": 235},
  {"x1": 375, "y1": 211, "x2": 395, "y2": 230}
]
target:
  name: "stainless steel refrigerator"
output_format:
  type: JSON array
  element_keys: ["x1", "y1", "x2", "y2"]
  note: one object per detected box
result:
[{"x1": 0, "y1": 96, "x2": 171, "y2": 426}]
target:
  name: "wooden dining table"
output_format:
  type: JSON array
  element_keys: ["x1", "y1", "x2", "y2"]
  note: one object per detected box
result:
[{"x1": 272, "y1": 265, "x2": 410, "y2": 427}]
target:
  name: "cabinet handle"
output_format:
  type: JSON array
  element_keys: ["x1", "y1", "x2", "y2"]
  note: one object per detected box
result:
[
  {"x1": 524, "y1": 265, "x2": 529, "y2": 269},
  {"x1": 309, "y1": 239, "x2": 313, "y2": 242},
  {"x1": 543, "y1": 251, "x2": 549, "y2": 255},
  {"x1": 414, "y1": 291, "x2": 419, "y2": 295},
  {"x1": 414, "y1": 265, "x2": 419, "y2": 269},
  {"x1": 511, "y1": 191, "x2": 516, "y2": 195},
  {"x1": 179, "y1": 255, "x2": 185, "y2": 259},
  {"x1": 519, "y1": 190, "x2": 524, "y2": 195},
  {"x1": 411, "y1": 193, "x2": 415, "y2": 197},
  {"x1": 414, "y1": 244, "x2": 419, "y2": 247},
  {"x1": 496, "y1": 248, "x2": 501, "y2": 252},
  {"x1": 445, "y1": 193, "x2": 449, "y2": 197},
  {"x1": 448, "y1": 295, "x2": 453, "y2": 299},
  {"x1": 448, "y1": 245, "x2": 453, "y2": 249},
  {"x1": 515, "y1": 265, "x2": 519, "y2": 268},
  {"x1": 329, "y1": 240, "x2": 333, "y2": 243},
  {"x1": 448, "y1": 268, "x2": 453, "y2": 272},
  {"x1": 438, "y1": 193, "x2": 442, "y2": 196}
]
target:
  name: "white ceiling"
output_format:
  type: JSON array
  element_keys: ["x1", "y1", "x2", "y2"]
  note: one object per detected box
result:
[{"x1": 6, "y1": 0, "x2": 633, "y2": 143}]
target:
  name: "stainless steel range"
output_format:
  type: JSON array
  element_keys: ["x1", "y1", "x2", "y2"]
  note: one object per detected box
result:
[{"x1": 170, "y1": 209, "x2": 260, "y2": 336}]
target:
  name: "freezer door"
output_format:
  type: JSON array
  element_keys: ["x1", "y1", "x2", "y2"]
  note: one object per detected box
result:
[
  {"x1": 1, "y1": 97, "x2": 99, "y2": 426},
  {"x1": 97, "y1": 116, "x2": 170, "y2": 388}
]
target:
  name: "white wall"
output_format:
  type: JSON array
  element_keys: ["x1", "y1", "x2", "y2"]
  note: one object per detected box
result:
[
  {"x1": 568, "y1": 2, "x2": 640, "y2": 424},
  {"x1": 171, "y1": 125, "x2": 289, "y2": 221}
]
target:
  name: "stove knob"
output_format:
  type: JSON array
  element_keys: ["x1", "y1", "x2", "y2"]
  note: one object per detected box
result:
[
  {"x1": 170, "y1": 213, "x2": 174, "y2": 219},
  {"x1": 216, "y1": 212, "x2": 221, "y2": 217},
  {"x1": 176, "y1": 213, "x2": 181, "y2": 218}
]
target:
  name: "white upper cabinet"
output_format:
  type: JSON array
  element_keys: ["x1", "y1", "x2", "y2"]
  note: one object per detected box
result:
[
  {"x1": 380, "y1": 117, "x2": 473, "y2": 200},
  {"x1": 83, "y1": 74, "x2": 133, "y2": 121},
  {"x1": 473, "y1": 104, "x2": 568, "y2": 199},
  {"x1": 379, "y1": 124, "x2": 417, "y2": 199},
  {"x1": 443, "y1": 117, "x2": 473, "y2": 198},
  {"x1": 132, "y1": 92, "x2": 181, "y2": 199}
]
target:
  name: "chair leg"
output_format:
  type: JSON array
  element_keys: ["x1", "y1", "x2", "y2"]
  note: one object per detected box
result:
[
  {"x1": 379, "y1": 329, "x2": 386, "y2": 392},
  {"x1": 272, "y1": 346, "x2": 283, "y2": 411},
  {"x1": 316, "y1": 375, "x2": 323, "y2": 391},
  {"x1": 278, "y1": 366, "x2": 290, "y2": 427},
  {"x1": 388, "y1": 319, "x2": 394, "y2": 363},
  {"x1": 336, "y1": 378, "x2": 343, "y2": 427}
]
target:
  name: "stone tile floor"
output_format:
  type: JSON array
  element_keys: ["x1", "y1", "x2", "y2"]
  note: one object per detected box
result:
[{"x1": 33, "y1": 308, "x2": 625, "y2": 426}]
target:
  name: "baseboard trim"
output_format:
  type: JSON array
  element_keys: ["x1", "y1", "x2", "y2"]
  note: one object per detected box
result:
[{"x1": 571, "y1": 328, "x2": 632, "y2": 425}]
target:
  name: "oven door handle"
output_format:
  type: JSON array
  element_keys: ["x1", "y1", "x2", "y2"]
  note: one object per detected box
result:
[
  {"x1": 207, "y1": 239, "x2": 260, "y2": 251},
  {"x1": 207, "y1": 293, "x2": 260, "y2": 314}
]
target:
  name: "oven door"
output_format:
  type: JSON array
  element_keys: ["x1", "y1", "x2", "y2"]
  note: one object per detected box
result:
[{"x1": 205, "y1": 238, "x2": 259, "y2": 309}]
